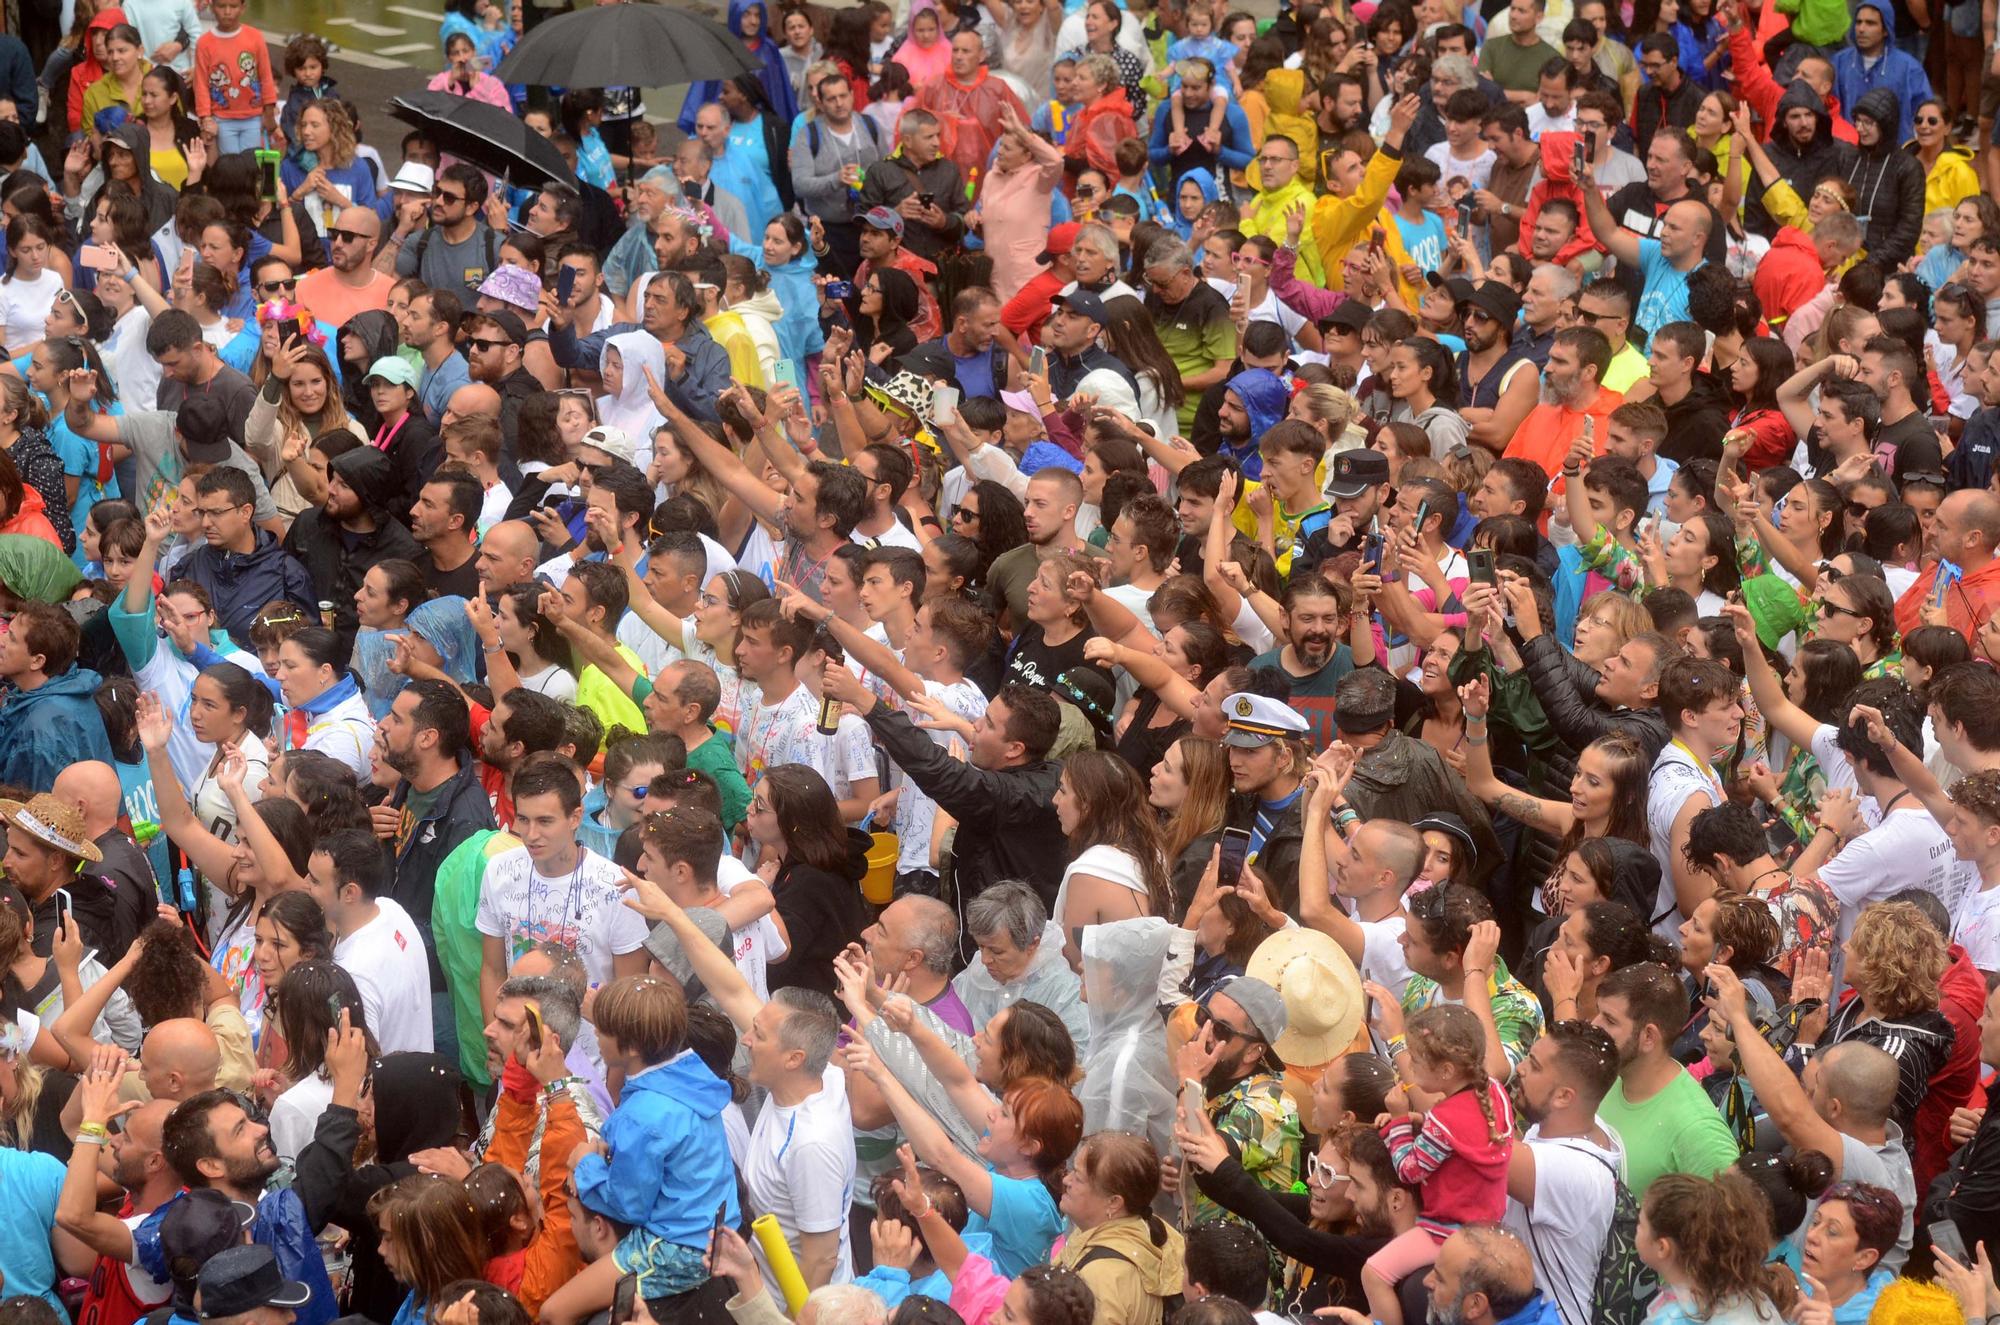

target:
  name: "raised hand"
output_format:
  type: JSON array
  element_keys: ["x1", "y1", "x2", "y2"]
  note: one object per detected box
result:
[{"x1": 135, "y1": 692, "x2": 172, "y2": 752}]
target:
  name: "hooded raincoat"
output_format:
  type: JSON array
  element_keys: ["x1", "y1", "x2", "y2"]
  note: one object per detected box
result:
[
  {"x1": 1747, "y1": 80, "x2": 1858, "y2": 236},
  {"x1": 597, "y1": 330, "x2": 668, "y2": 466},
  {"x1": 729, "y1": 236, "x2": 823, "y2": 367},
  {"x1": 1215, "y1": 368, "x2": 1290, "y2": 482},
  {"x1": 0, "y1": 663, "x2": 114, "y2": 789},
  {"x1": 1908, "y1": 137, "x2": 1981, "y2": 215},
  {"x1": 571, "y1": 1049, "x2": 740, "y2": 1248},
  {"x1": 66, "y1": 8, "x2": 127, "y2": 133},
  {"x1": 1167, "y1": 167, "x2": 1219, "y2": 240},
  {"x1": 1844, "y1": 86, "x2": 1928, "y2": 270},
  {"x1": 1831, "y1": 5, "x2": 1932, "y2": 143},
  {"x1": 675, "y1": 0, "x2": 798, "y2": 134},
  {"x1": 1078, "y1": 918, "x2": 1177, "y2": 1158}
]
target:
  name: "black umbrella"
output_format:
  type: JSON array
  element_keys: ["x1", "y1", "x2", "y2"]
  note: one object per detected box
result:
[
  {"x1": 387, "y1": 90, "x2": 577, "y2": 191},
  {"x1": 492, "y1": 3, "x2": 757, "y2": 91}
]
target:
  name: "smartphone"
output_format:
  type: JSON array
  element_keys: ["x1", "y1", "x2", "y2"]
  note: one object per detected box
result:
[
  {"x1": 1414, "y1": 498, "x2": 1432, "y2": 534},
  {"x1": 54, "y1": 888, "x2": 71, "y2": 928},
  {"x1": 1571, "y1": 136, "x2": 1588, "y2": 178},
  {"x1": 254, "y1": 148, "x2": 282, "y2": 202},
  {"x1": 824, "y1": 279, "x2": 856, "y2": 301},
  {"x1": 773, "y1": 357, "x2": 809, "y2": 403},
  {"x1": 1456, "y1": 200, "x2": 1474, "y2": 232},
  {"x1": 918, "y1": 191, "x2": 935, "y2": 209},
  {"x1": 1218, "y1": 826, "x2": 1252, "y2": 891},
  {"x1": 1029, "y1": 346, "x2": 1048, "y2": 378},
  {"x1": 1178, "y1": 1078, "x2": 1205, "y2": 1130},
  {"x1": 326, "y1": 992, "x2": 344, "y2": 1024},
  {"x1": 78, "y1": 244, "x2": 117, "y2": 272},
  {"x1": 1467, "y1": 546, "x2": 1496, "y2": 586},
  {"x1": 1362, "y1": 531, "x2": 1385, "y2": 574},
  {"x1": 611, "y1": 1274, "x2": 638, "y2": 1325},
  {"x1": 556, "y1": 264, "x2": 578, "y2": 305},
  {"x1": 279, "y1": 321, "x2": 303, "y2": 349},
  {"x1": 710, "y1": 1199, "x2": 730, "y2": 1250},
  {"x1": 1368, "y1": 225, "x2": 1387, "y2": 256},
  {"x1": 933, "y1": 385, "x2": 960, "y2": 425},
  {"x1": 1929, "y1": 1220, "x2": 1970, "y2": 1265}
]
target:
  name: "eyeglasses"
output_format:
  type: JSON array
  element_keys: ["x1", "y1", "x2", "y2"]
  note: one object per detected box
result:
[
  {"x1": 1575, "y1": 307, "x2": 1621, "y2": 326},
  {"x1": 257, "y1": 276, "x2": 298, "y2": 294},
  {"x1": 1231, "y1": 252, "x2": 1270, "y2": 268},
  {"x1": 1904, "y1": 471, "x2": 1950, "y2": 489},
  {"x1": 1816, "y1": 560, "x2": 1849, "y2": 582},
  {"x1": 193, "y1": 503, "x2": 244, "y2": 521},
  {"x1": 1915, "y1": 114, "x2": 1945, "y2": 126},
  {"x1": 748, "y1": 797, "x2": 775, "y2": 815},
  {"x1": 1306, "y1": 1153, "x2": 1350, "y2": 1186},
  {"x1": 326, "y1": 227, "x2": 369, "y2": 245},
  {"x1": 622, "y1": 784, "x2": 651, "y2": 800},
  {"x1": 1255, "y1": 153, "x2": 1295, "y2": 167}
]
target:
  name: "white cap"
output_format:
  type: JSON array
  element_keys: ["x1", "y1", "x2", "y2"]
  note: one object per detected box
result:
[
  {"x1": 389, "y1": 161, "x2": 436, "y2": 194},
  {"x1": 578, "y1": 425, "x2": 635, "y2": 465}
]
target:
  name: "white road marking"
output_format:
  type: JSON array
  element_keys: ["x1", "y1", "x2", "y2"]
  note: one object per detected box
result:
[{"x1": 323, "y1": 17, "x2": 407, "y2": 33}]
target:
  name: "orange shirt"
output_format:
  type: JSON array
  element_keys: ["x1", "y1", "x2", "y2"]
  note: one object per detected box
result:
[
  {"x1": 1895, "y1": 556, "x2": 2000, "y2": 638},
  {"x1": 1503, "y1": 384, "x2": 1623, "y2": 476}
]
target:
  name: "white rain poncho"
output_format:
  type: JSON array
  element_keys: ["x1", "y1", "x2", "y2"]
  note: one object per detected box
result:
[{"x1": 1077, "y1": 917, "x2": 1177, "y2": 1158}]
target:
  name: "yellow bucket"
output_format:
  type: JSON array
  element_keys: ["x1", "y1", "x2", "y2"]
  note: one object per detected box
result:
[{"x1": 862, "y1": 831, "x2": 899, "y2": 905}]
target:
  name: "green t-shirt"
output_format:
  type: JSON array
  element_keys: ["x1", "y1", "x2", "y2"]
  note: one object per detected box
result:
[
  {"x1": 1478, "y1": 34, "x2": 1563, "y2": 92},
  {"x1": 688, "y1": 728, "x2": 753, "y2": 833},
  {"x1": 1147, "y1": 283, "x2": 1238, "y2": 430},
  {"x1": 1596, "y1": 1066, "x2": 1740, "y2": 1197}
]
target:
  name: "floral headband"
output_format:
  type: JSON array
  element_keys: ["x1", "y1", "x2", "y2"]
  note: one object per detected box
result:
[{"x1": 257, "y1": 299, "x2": 328, "y2": 350}]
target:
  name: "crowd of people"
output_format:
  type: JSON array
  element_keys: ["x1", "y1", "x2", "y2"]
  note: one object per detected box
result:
[{"x1": 0, "y1": 1, "x2": 1994, "y2": 1325}]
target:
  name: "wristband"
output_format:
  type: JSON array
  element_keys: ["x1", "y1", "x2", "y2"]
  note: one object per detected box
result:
[
  {"x1": 74, "y1": 1131, "x2": 107, "y2": 1146},
  {"x1": 544, "y1": 1077, "x2": 576, "y2": 1099},
  {"x1": 1386, "y1": 1034, "x2": 1407, "y2": 1056},
  {"x1": 77, "y1": 1122, "x2": 109, "y2": 1139}
]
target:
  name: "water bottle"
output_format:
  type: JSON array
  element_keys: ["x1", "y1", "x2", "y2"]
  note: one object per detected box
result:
[{"x1": 176, "y1": 866, "x2": 197, "y2": 913}]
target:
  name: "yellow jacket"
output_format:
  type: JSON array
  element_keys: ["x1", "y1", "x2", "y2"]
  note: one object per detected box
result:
[
  {"x1": 81, "y1": 63, "x2": 149, "y2": 125},
  {"x1": 1311, "y1": 146, "x2": 1401, "y2": 294},
  {"x1": 1243, "y1": 176, "x2": 1326, "y2": 285},
  {"x1": 1760, "y1": 178, "x2": 1866, "y2": 276},
  {"x1": 1917, "y1": 144, "x2": 1981, "y2": 216}
]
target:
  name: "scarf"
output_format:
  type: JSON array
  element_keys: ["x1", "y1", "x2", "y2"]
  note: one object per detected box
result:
[{"x1": 283, "y1": 672, "x2": 360, "y2": 750}]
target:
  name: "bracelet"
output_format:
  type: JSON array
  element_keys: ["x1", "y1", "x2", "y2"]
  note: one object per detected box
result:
[
  {"x1": 1465, "y1": 734, "x2": 1488, "y2": 746},
  {"x1": 544, "y1": 1077, "x2": 575, "y2": 1099},
  {"x1": 74, "y1": 1131, "x2": 107, "y2": 1146},
  {"x1": 1386, "y1": 1033, "x2": 1407, "y2": 1056},
  {"x1": 1464, "y1": 713, "x2": 1487, "y2": 725},
  {"x1": 77, "y1": 1122, "x2": 109, "y2": 1139},
  {"x1": 482, "y1": 643, "x2": 505, "y2": 655}
]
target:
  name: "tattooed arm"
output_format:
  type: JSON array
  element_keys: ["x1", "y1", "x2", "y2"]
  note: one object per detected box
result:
[{"x1": 1460, "y1": 676, "x2": 1580, "y2": 837}]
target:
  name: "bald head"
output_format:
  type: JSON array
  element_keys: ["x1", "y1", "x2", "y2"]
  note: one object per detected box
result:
[
  {"x1": 1359, "y1": 820, "x2": 1427, "y2": 890},
  {"x1": 52, "y1": 761, "x2": 123, "y2": 836},
  {"x1": 477, "y1": 519, "x2": 541, "y2": 591},
  {"x1": 334, "y1": 205, "x2": 379, "y2": 240},
  {"x1": 1817, "y1": 1040, "x2": 1899, "y2": 1129},
  {"x1": 444, "y1": 383, "x2": 501, "y2": 425},
  {"x1": 142, "y1": 1019, "x2": 221, "y2": 1102}
]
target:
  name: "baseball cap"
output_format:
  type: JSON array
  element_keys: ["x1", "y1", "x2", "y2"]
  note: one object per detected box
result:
[
  {"x1": 1325, "y1": 302, "x2": 1372, "y2": 335},
  {"x1": 174, "y1": 395, "x2": 234, "y2": 464},
  {"x1": 861, "y1": 206, "x2": 904, "y2": 238},
  {"x1": 363, "y1": 356, "x2": 419, "y2": 389},
  {"x1": 1425, "y1": 271, "x2": 1477, "y2": 306},
  {"x1": 578, "y1": 425, "x2": 635, "y2": 465},
  {"x1": 1036, "y1": 222, "x2": 1081, "y2": 266},
  {"x1": 195, "y1": 1245, "x2": 311, "y2": 1321},
  {"x1": 1324, "y1": 447, "x2": 1390, "y2": 500},
  {"x1": 160, "y1": 1191, "x2": 257, "y2": 1301},
  {"x1": 1055, "y1": 289, "x2": 1108, "y2": 326},
  {"x1": 1213, "y1": 975, "x2": 1288, "y2": 1046},
  {"x1": 481, "y1": 309, "x2": 530, "y2": 346},
  {"x1": 1220, "y1": 692, "x2": 1310, "y2": 748}
]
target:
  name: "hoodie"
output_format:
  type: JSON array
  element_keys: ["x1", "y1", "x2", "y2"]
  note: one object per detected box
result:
[
  {"x1": 1215, "y1": 367, "x2": 1290, "y2": 481},
  {"x1": 1754, "y1": 225, "x2": 1830, "y2": 326},
  {"x1": 1660, "y1": 369, "x2": 1736, "y2": 464},
  {"x1": 1844, "y1": 86, "x2": 1928, "y2": 269},
  {"x1": 0, "y1": 665, "x2": 114, "y2": 790},
  {"x1": 1057, "y1": 1218, "x2": 1186, "y2": 1325},
  {"x1": 338, "y1": 310, "x2": 404, "y2": 432},
  {"x1": 728, "y1": 235, "x2": 823, "y2": 365},
  {"x1": 1519, "y1": 132, "x2": 1604, "y2": 266},
  {"x1": 675, "y1": 0, "x2": 798, "y2": 134},
  {"x1": 1907, "y1": 137, "x2": 1981, "y2": 215},
  {"x1": 1749, "y1": 80, "x2": 1859, "y2": 236},
  {"x1": 1168, "y1": 167, "x2": 1219, "y2": 240},
  {"x1": 88, "y1": 121, "x2": 179, "y2": 234},
  {"x1": 65, "y1": 8, "x2": 127, "y2": 132},
  {"x1": 1914, "y1": 943, "x2": 1987, "y2": 1194},
  {"x1": 1831, "y1": 4, "x2": 1933, "y2": 143},
  {"x1": 180, "y1": 527, "x2": 317, "y2": 650},
  {"x1": 1731, "y1": 19, "x2": 1856, "y2": 154},
  {"x1": 596, "y1": 329, "x2": 668, "y2": 446},
  {"x1": 572, "y1": 1050, "x2": 739, "y2": 1246},
  {"x1": 730, "y1": 286, "x2": 785, "y2": 383},
  {"x1": 281, "y1": 447, "x2": 422, "y2": 644}
]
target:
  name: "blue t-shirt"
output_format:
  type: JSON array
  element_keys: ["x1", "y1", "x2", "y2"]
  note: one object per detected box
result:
[
  {"x1": 44, "y1": 397, "x2": 123, "y2": 564},
  {"x1": 1391, "y1": 210, "x2": 1447, "y2": 275},
  {"x1": 0, "y1": 1148, "x2": 70, "y2": 1318},
  {"x1": 1634, "y1": 237, "x2": 1700, "y2": 334},
  {"x1": 118, "y1": 756, "x2": 173, "y2": 888},
  {"x1": 948, "y1": 342, "x2": 998, "y2": 400},
  {"x1": 963, "y1": 1170, "x2": 1063, "y2": 1277}
]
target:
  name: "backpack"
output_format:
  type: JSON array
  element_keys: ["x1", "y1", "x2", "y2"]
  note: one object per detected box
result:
[
  {"x1": 413, "y1": 223, "x2": 501, "y2": 283},
  {"x1": 1522, "y1": 1140, "x2": 1657, "y2": 1325},
  {"x1": 807, "y1": 113, "x2": 881, "y2": 158},
  {"x1": 1073, "y1": 1245, "x2": 1185, "y2": 1324}
]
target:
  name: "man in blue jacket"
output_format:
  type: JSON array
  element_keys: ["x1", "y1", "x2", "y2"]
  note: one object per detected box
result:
[
  {"x1": 178, "y1": 467, "x2": 316, "y2": 650},
  {"x1": 547, "y1": 270, "x2": 732, "y2": 422},
  {"x1": 0, "y1": 601, "x2": 113, "y2": 791},
  {"x1": 1831, "y1": 1, "x2": 1931, "y2": 143},
  {"x1": 1148, "y1": 58, "x2": 1253, "y2": 183}
]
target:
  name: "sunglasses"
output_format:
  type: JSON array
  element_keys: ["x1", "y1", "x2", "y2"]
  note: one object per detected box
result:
[
  {"x1": 950, "y1": 504, "x2": 978, "y2": 522},
  {"x1": 432, "y1": 188, "x2": 466, "y2": 203},
  {"x1": 465, "y1": 338, "x2": 511, "y2": 352},
  {"x1": 258, "y1": 276, "x2": 299, "y2": 294},
  {"x1": 326, "y1": 228, "x2": 369, "y2": 245},
  {"x1": 1192, "y1": 1002, "x2": 1260, "y2": 1044},
  {"x1": 1815, "y1": 599, "x2": 1866, "y2": 619}
]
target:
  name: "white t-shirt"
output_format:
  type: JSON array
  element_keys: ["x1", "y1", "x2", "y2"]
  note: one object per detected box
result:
[
  {"x1": 1355, "y1": 912, "x2": 1414, "y2": 997},
  {"x1": 0, "y1": 268, "x2": 63, "y2": 351},
  {"x1": 519, "y1": 662, "x2": 580, "y2": 702},
  {"x1": 891, "y1": 677, "x2": 989, "y2": 874},
  {"x1": 717, "y1": 856, "x2": 785, "y2": 1001},
  {"x1": 1503, "y1": 1130, "x2": 1623, "y2": 1325},
  {"x1": 852, "y1": 518, "x2": 923, "y2": 552},
  {"x1": 1102, "y1": 582, "x2": 1160, "y2": 638},
  {"x1": 474, "y1": 845, "x2": 651, "y2": 988},
  {"x1": 1424, "y1": 141, "x2": 1496, "y2": 192},
  {"x1": 1952, "y1": 880, "x2": 2000, "y2": 976},
  {"x1": 335, "y1": 898, "x2": 435, "y2": 1054},
  {"x1": 1054, "y1": 844, "x2": 1151, "y2": 936},
  {"x1": 1645, "y1": 741, "x2": 1725, "y2": 938},
  {"x1": 744, "y1": 1065, "x2": 857, "y2": 1293},
  {"x1": 1817, "y1": 806, "x2": 1965, "y2": 947},
  {"x1": 269, "y1": 1072, "x2": 336, "y2": 1162},
  {"x1": 737, "y1": 683, "x2": 876, "y2": 807}
]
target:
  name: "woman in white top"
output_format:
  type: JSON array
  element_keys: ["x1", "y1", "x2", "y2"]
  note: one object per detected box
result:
[
  {"x1": 0, "y1": 216, "x2": 67, "y2": 353},
  {"x1": 474, "y1": 581, "x2": 579, "y2": 702},
  {"x1": 271, "y1": 627, "x2": 379, "y2": 778},
  {"x1": 266, "y1": 960, "x2": 377, "y2": 1161},
  {"x1": 1052, "y1": 750, "x2": 1175, "y2": 968}
]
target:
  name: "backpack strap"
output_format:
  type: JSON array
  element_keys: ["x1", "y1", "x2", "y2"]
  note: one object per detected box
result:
[
  {"x1": 1075, "y1": 1248, "x2": 1133, "y2": 1272},
  {"x1": 486, "y1": 225, "x2": 500, "y2": 272}
]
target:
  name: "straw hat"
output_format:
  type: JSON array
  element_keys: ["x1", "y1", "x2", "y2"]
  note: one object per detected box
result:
[
  {"x1": 1246, "y1": 926, "x2": 1362, "y2": 1066},
  {"x1": 0, "y1": 794, "x2": 102, "y2": 863}
]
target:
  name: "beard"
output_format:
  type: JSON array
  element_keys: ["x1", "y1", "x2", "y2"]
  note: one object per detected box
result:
[
  {"x1": 1294, "y1": 630, "x2": 1334, "y2": 664},
  {"x1": 1427, "y1": 1291, "x2": 1468, "y2": 1325},
  {"x1": 1507, "y1": 1070, "x2": 1544, "y2": 1127},
  {"x1": 224, "y1": 1147, "x2": 280, "y2": 1190}
]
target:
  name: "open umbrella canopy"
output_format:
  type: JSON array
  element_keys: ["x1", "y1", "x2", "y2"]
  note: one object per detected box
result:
[
  {"x1": 387, "y1": 90, "x2": 576, "y2": 191},
  {"x1": 493, "y1": 3, "x2": 757, "y2": 91}
]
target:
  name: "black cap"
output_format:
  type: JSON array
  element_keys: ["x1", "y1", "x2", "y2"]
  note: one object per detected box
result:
[
  {"x1": 161, "y1": 1190, "x2": 256, "y2": 1295},
  {"x1": 1053, "y1": 666, "x2": 1116, "y2": 737},
  {"x1": 1325, "y1": 447, "x2": 1390, "y2": 499},
  {"x1": 1056, "y1": 289, "x2": 1109, "y2": 326},
  {"x1": 1425, "y1": 272, "x2": 1477, "y2": 306},
  {"x1": 175, "y1": 394, "x2": 235, "y2": 463},
  {"x1": 898, "y1": 343, "x2": 954, "y2": 378},
  {"x1": 484, "y1": 309, "x2": 529, "y2": 345},
  {"x1": 1325, "y1": 302, "x2": 1372, "y2": 335},
  {"x1": 196, "y1": 1245, "x2": 311, "y2": 1320},
  {"x1": 1461, "y1": 279, "x2": 1521, "y2": 328}
]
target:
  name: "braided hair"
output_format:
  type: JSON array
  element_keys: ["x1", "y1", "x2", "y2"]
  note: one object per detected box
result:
[{"x1": 1405, "y1": 1004, "x2": 1502, "y2": 1144}]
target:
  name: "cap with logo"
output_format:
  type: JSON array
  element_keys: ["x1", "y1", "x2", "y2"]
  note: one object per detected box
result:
[
  {"x1": 1056, "y1": 289, "x2": 1109, "y2": 326},
  {"x1": 1220, "y1": 692, "x2": 1310, "y2": 748},
  {"x1": 861, "y1": 207, "x2": 905, "y2": 238},
  {"x1": 578, "y1": 425, "x2": 635, "y2": 465},
  {"x1": 1324, "y1": 448, "x2": 1390, "y2": 500}
]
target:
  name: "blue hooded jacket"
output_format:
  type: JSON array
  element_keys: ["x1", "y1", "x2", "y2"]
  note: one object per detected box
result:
[
  {"x1": 572, "y1": 1050, "x2": 739, "y2": 1245},
  {"x1": 1168, "y1": 167, "x2": 1219, "y2": 239},
  {"x1": 1831, "y1": 2, "x2": 1932, "y2": 142},
  {"x1": 1216, "y1": 368, "x2": 1291, "y2": 481},
  {"x1": 1492, "y1": 1291, "x2": 1563, "y2": 1325},
  {"x1": 730, "y1": 233, "x2": 825, "y2": 364},
  {"x1": 677, "y1": 0, "x2": 798, "y2": 135},
  {"x1": 0, "y1": 666, "x2": 114, "y2": 791}
]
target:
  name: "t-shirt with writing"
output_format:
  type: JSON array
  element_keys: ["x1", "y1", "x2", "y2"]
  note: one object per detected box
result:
[
  {"x1": 1005, "y1": 624, "x2": 1103, "y2": 695},
  {"x1": 474, "y1": 844, "x2": 650, "y2": 989},
  {"x1": 1817, "y1": 806, "x2": 1966, "y2": 948},
  {"x1": 1953, "y1": 882, "x2": 2000, "y2": 977},
  {"x1": 1873, "y1": 412, "x2": 1945, "y2": 485},
  {"x1": 334, "y1": 897, "x2": 434, "y2": 1054},
  {"x1": 892, "y1": 677, "x2": 989, "y2": 874},
  {"x1": 745, "y1": 1064, "x2": 857, "y2": 1292},
  {"x1": 1595, "y1": 1066, "x2": 1739, "y2": 1197},
  {"x1": 718, "y1": 854, "x2": 785, "y2": 1001}
]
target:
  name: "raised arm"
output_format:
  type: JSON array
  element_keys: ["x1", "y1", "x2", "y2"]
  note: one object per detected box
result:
[
  {"x1": 1706, "y1": 963, "x2": 1846, "y2": 1168},
  {"x1": 56, "y1": 1053, "x2": 144, "y2": 1261},
  {"x1": 836, "y1": 1030, "x2": 996, "y2": 1216},
  {"x1": 618, "y1": 871, "x2": 762, "y2": 1033},
  {"x1": 1296, "y1": 751, "x2": 1366, "y2": 963},
  {"x1": 1456, "y1": 670, "x2": 1578, "y2": 835},
  {"x1": 1726, "y1": 602, "x2": 1820, "y2": 751},
  {"x1": 647, "y1": 368, "x2": 787, "y2": 528},
  {"x1": 777, "y1": 585, "x2": 926, "y2": 701},
  {"x1": 1577, "y1": 172, "x2": 1640, "y2": 267},
  {"x1": 1082, "y1": 637, "x2": 1198, "y2": 719}
]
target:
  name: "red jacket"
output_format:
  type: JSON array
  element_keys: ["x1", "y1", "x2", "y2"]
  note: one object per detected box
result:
[
  {"x1": 1915, "y1": 945, "x2": 1988, "y2": 1195},
  {"x1": 1754, "y1": 227, "x2": 1826, "y2": 327},
  {"x1": 1518, "y1": 132, "x2": 1604, "y2": 266},
  {"x1": 1727, "y1": 14, "x2": 1857, "y2": 143}
]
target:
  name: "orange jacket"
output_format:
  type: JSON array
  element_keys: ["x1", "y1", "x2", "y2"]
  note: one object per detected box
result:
[
  {"x1": 483, "y1": 1076, "x2": 587, "y2": 1315},
  {"x1": 1895, "y1": 556, "x2": 2000, "y2": 639}
]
